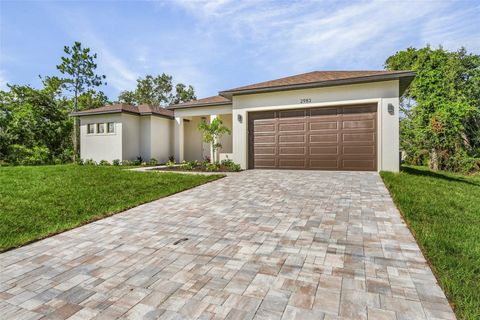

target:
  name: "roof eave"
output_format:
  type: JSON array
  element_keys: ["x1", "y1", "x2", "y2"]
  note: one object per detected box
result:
[
  {"x1": 70, "y1": 110, "x2": 128, "y2": 117},
  {"x1": 167, "y1": 101, "x2": 232, "y2": 110},
  {"x1": 219, "y1": 72, "x2": 417, "y2": 98}
]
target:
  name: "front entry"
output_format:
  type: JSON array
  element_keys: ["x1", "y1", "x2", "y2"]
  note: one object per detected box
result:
[{"x1": 248, "y1": 104, "x2": 377, "y2": 171}]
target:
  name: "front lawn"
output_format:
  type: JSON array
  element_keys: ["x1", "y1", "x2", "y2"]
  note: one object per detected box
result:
[
  {"x1": 0, "y1": 165, "x2": 222, "y2": 251},
  {"x1": 381, "y1": 166, "x2": 480, "y2": 320}
]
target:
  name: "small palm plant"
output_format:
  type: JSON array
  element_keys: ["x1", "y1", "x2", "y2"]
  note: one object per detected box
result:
[{"x1": 198, "y1": 117, "x2": 231, "y2": 163}]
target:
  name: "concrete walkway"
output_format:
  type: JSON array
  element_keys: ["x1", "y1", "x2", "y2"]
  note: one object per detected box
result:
[{"x1": 0, "y1": 170, "x2": 455, "y2": 319}]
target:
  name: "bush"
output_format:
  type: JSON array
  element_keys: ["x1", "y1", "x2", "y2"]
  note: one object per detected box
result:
[
  {"x1": 121, "y1": 160, "x2": 133, "y2": 166},
  {"x1": 7, "y1": 145, "x2": 50, "y2": 165},
  {"x1": 112, "y1": 159, "x2": 120, "y2": 166},
  {"x1": 132, "y1": 156, "x2": 143, "y2": 166},
  {"x1": 149, "y1": 158, "x2": 158, "y2": 166},
  {"x1": 98, "y1": 160, "x2": 110, "y2": 166},
  {"x1": 220, "y1": 159, "x2": 241, "y2": 171},
  {"x1": 205, "y1": 162, "x2": 220, "y2": 172},
  {"x1": 76, "y1": 158, "x2": 84, "y2": 165},
  {"x1": 180, "y1": 161, "x2": 194, "y2": 171},
  {"x1": 168, "y1": 155, "x2": 175, "y2": 162},
  {"x1": 84, "y1": 159, "x2": 96, "y2": 165},
  {"x1": 166, "y1": 160, "x2": 176, "y2": 168}
]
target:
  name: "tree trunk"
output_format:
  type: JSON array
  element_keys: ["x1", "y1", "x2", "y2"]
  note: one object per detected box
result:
[
  {"x1": 430, "y1": 148, "x2": 438, "y2": 170},
  {"x1": 73, "y1": 91, "x2": 78, "y2": 162}
]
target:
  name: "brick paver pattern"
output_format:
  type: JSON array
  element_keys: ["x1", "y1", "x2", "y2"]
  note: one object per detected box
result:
[{"x1": 0, "y1": 170, "x2": 456, "y2": 320}]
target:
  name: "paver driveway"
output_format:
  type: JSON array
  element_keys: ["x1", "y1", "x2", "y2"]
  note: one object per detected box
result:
[{"x1": 1, "y1": 170, "x2": 455, "y2": 320}]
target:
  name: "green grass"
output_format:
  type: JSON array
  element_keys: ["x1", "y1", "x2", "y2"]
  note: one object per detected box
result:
[
  {"x1": 0, "y1": 165, "x2": 222, "y2": 251},
  {"x1": 381, "y1": 166, "x2": 480, "y2": 320}
]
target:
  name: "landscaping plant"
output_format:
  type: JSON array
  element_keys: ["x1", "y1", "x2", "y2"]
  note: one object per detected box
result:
[{"x1": 198, "y1": 117, "x2": 231, "y2": 163}]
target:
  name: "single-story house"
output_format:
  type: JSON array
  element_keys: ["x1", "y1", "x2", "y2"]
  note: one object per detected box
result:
[{"x1": 73, "y1": 70, "x2": 415, "y2": 172}]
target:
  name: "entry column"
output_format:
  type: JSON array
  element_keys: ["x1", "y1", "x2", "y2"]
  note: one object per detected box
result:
[{"x1": 174, "y1": 116, "x2": 184, "y2": 163}]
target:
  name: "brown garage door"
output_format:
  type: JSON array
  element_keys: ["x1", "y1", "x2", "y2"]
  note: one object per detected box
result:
[{"x1": 248, "y1": 104, "x2": 377, "y2": 170}]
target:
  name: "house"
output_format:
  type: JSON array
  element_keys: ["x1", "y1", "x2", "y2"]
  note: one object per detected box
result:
[{"x1": 73, "y1": 70, "x2": 415, "y2": 172}]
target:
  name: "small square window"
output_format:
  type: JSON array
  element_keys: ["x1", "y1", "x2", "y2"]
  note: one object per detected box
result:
[
  {"x1": 87, "y1": 124, "x2": 95, "y2": 134},
  {"x1": 97, "y1": 123, "x2": 105, "y2": 134},
  {"x1": 107, "y1": 122, "x2": 115, "y2": 133}
]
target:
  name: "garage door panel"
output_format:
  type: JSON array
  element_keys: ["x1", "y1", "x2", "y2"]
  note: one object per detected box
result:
[
  {"x1": 254, "y1": 146, "x2": 276, "y2": 155},
  {"x1": 254, "y1": 135, "x2": 276, "y2": 144},
  {"x1": 310, "y1": 121, "x2": 338, "y2": 131},
  {"x1": 310, "y1": 159, "x2": 339, "y2": 169},
  {"x1": 343, "y1": 119, "x2": 375, "y2": 130},
  {"x1": 279, "y1": 135, "x2": 306, "y2": 143},
  {"x1": 343, "y1": 105, "x2": 376, "y2": 114},
  {"x1": 310, "y1": 146, "x2": 339, "y2": 155},
  {"x1": 343, "y1": 133, "x2": 375, "y2": 143},
  {"x1": 279, "y1": 123, "x2": 306, "y2": 132},
  {"x1": 254, "y1": 158, "x2": 276, "y2": 168},
  {"x1": 310, "y1": 134, "x2": 338, "y2": 143},
  {"x1": 279, "y1": 109, "x2": 306, "y2": 119},
  {"x1": 279, "y1": 147, "x2": 306, "y2": 155},
  {"x1": 310, "y1": 108, "x2": 339, "y2": 118},
  {"x1": 342, "y1": 159, "x2": 376, "y2": 171},
  {"x1": 249, "y1": 104, "x2": 377, "y2": 170},
  {"x1": 343, "y1": 145, "x2": 375, "y2": 155},
  {"x1": 278, "y1": 159, "x2": 307, "y2": 168}
]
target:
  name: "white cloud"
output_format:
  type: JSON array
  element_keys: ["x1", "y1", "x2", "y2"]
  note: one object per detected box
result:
[{"x1": 170, "y1": 0, "x2": 479, "y2": 75}]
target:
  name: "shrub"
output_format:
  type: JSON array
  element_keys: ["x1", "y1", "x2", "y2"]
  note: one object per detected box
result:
[
  {"x1": 98, "y1": 160, "x2": 110, "y2": 166},
  {"x1": 166, "y1": 160, "x2": 176, "y2": 168},
  {"x1": 132, "y1": 157, "x2": 142, "y2": 166},
  {"x1": 112, "y1": 159, "x2": 120, "y2": 166},
  {"x1": 180, "y1": 161, "x2": 194, "y2": 171},
  {"x1": 76, "y1": 158, "x2": 84, "y2": 165},
  {"x1": 7, "y1": 145, "x2": 50, "y2": 165},
  {"x1": 220, "y1": 159, "x2": 241, "y2": 172},
  {"x1": 84, "y1": 159, "x2": 96, "y2": 165},
  {"x1": 168, "y1": 155, "x2": 175, "y2": 162},
  {"x1": 149, "y1": 158, "x2": 158, "y2": 166},
  {"x1": 53, "y1": 158, "x2": 63, "y2": 165},
  {"x1": 121, "y1": 160, "x2": 133, "y2": 166},
  {"x1": 205, "y1": 162, "x2": 220, "y2": 172}
]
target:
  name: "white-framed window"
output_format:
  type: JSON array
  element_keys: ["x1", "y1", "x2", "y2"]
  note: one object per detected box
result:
[
  {"x1": 97, "y1": 123, "x2": 105, "y2": 134},
  {"x1": 107, "y1": 122, "x2": 115, "y2": 133},
  {"x1": 87, "y1": 124, "x2": 95, "y2": 134}
]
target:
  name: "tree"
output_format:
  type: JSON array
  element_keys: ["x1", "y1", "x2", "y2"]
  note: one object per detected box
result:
[
  {"x1": 118, "y1": 74, "x2": 196, "y2": 106},
  {"x1": 385, "y1": 46, "x2": 480, "y2": 172},
  {"x1": 56, "y1": 41, "x2": 106, "y2": 161},
  {"x1": 198, "y1": 117, "x2": 231, "y2": 163},
  {"x1": 0, "y1": 83, "x2": 72, "y2": 164}
]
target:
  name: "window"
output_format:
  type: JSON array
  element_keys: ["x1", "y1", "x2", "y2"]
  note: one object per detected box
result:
[
  {"x1": 87, "y1": 124, "x2": 95, "y2": 134},
  {"x1": 97, "y1": 123, "x2": 105, "y2": 134},
  {"x1": 107, "y1": 122, "x2": 115, "y2": 133}
]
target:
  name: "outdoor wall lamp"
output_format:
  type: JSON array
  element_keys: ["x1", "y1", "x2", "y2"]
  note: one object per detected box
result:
[
  {"x1": 237, "y1": 114, "x2": 243, "y2": 123},
  {"x1": 388, "y1": 103, "x2": 395, "y2": 115}
]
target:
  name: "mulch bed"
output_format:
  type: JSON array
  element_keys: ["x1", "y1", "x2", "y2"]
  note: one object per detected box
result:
[{"x1": 153, "y1": 165, "x2": 240, "y2": 173}]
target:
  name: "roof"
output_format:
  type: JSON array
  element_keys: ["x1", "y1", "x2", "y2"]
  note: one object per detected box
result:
[
  {"x1": 219, "y1": 70, "x2": 415, "y2": 97},
  {"x1": 167, "y1": 95, "x2": 231, "y2": 109},
  {"x1": 71, "y1": 103, "x2": 174, "y2": 118}
]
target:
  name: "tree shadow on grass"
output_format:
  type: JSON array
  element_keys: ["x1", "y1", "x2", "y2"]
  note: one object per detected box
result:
[{"x1": 401, "y1": 166, "x2": 480, "y2": 187}]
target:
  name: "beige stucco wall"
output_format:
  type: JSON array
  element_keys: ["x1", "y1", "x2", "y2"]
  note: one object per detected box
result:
[
  {"x1": 218, "y1": 114, "x2": 232, "y2": 153},
  {"x1": 79, "y1": 114, "x2": 123, "y2": 162},
  {"x1": 232, "y1": 80, "x2": 400, "y2": 172},
  {"x1": 184, "y1": 117, "x2": 205, "y2": 161},
  {"x1": 150, "y1": 116, "x2": 173, "y2": 163},
  {"x1": 121, "y1": 114, "x2": 141, "y2": 160}
]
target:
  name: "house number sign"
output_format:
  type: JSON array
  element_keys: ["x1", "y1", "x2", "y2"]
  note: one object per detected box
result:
[{"x1": 300, "y1": 98, "x2": 312, "y2": 104}]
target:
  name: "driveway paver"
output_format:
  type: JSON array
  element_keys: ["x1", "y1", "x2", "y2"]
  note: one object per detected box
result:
[{"x1": 0, "y1": 170, "x2": 456, "y2": 319}]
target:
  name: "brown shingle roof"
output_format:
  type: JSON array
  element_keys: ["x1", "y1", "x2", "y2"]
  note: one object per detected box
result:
[
  {"x1": 168, "y1": 95, "x2": 231, "y2": 109},
  {"x1": 71, "y1": 103, "x2": 174, "y2": 118},
  {"x1": 220, "y1": 70, "x2": 415, "y2": 95}
]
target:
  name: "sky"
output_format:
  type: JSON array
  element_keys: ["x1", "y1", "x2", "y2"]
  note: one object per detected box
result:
[{"x1": 1, "y1": 0, "x2": 479, "y2": 100}]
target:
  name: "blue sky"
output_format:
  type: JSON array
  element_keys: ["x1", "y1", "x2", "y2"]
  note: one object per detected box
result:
[{"x1": 1, "y1": 0, "x2": 479, "y2": 100}]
